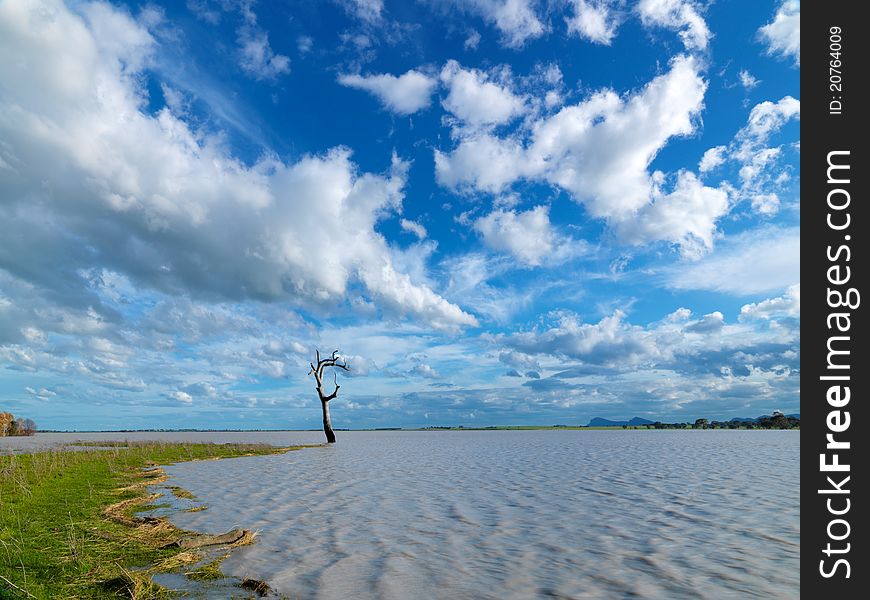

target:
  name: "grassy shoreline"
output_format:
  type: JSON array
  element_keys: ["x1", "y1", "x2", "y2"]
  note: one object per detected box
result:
[{"x1": 0, "y1": 441, "x2": 307, "y2": 599}]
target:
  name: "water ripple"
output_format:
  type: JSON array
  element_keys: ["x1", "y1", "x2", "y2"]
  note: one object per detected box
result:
[{"x1": 164, "y1": 430, "x2": 799, "y2": 599}]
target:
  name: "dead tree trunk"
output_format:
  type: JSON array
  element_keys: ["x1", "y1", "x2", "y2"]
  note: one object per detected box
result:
[
  {"x1": 321, "y1": 398, "x2": 335, "y2": 444},
  {"x1": 308, "y1": 350, "x2": 349, "y2": 443}
]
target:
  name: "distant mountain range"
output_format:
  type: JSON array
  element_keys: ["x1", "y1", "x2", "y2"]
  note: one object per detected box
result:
[{"x1": 588, "y1": 414, "x2": 800, "y2": 427}]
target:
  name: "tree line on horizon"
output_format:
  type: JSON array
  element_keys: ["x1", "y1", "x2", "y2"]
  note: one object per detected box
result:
[
  {"x1": 0, "y1": 412, "x2": 37, "y2": 436},
  {"x1": 640, "y1": 412, "x2": 799, "y2": 430}
]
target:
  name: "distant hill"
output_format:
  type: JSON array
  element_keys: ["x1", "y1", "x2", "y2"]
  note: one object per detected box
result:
[{"x1": 588, "y1": 417, "x2": 655, "y2": 427}]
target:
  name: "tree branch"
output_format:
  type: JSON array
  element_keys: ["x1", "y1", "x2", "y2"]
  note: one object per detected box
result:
[
  {"x1": 322, "y1": 384, "x2": 340, "y2": 402},
  {"x1": 308, "y1": 349, "x2": 350, "y2": 402}
]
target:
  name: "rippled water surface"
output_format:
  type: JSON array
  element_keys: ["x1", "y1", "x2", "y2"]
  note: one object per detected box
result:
[{"x1": 159, "y1": 430, "x2": 799, "y2": 599}]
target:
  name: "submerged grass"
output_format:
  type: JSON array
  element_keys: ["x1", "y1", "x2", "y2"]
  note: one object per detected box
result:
[
  {"x1": 184, "y1": 557, "x2": 227, "y2": 581},
  {"x1": 0, "y1": 441, "x2": 304, "y2": 599}
]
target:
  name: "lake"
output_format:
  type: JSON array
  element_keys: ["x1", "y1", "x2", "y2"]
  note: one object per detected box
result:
[{"x1": 143, "y1": 430, "x2": 798, "y2": 599}]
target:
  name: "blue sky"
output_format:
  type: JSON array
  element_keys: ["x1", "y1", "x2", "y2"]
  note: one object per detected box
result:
[{"x1": 0, "y1": 0, "x2": 800, "y2": 430}]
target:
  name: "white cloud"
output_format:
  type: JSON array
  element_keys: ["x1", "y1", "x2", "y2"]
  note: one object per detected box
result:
[
  {"x1": 342, "y1": 0, "x2": 385, "y2": 22},
  {"x1": 499, "y1": 350, "x2": 541, "y2": 371},
  {"x1": 499, "y1": 310, "x2": 662, "y2": 366},
  {"x1": 667, "y1": 227, "x2": 799, "y2": 295},
  {"x1": 637, "y1": 0, "x2": 710, "y2": 51},
  {"x1": 750, "y1": 193, "x2": 780, "y2": 216},
  {"x1": 25, "y1": 386, "x2": 57, "y2": 401},
  {"x1": 437, "y1": 55, "x2": 716, "y2": 256},
  {"x1": 228, "y1": 1, "x2": 290, "y2": 81},
  {"x1": 421, "y1": 0, "x2": 544, "y2": 48},
  {"x1": 400, "y1": 219, "x2": 428, "y2": 240},
  {"x1": 617, "y1": 171, "x2": 730, "y2": 259},
  {"x1": 440, "y1": 60, "x2": 526, "y2": 127},
  {"x1": 718, "y1": 96, "x2": 800, "y2": 214},
  {"x1": 759, "y1": 0, "x2": 800, "y2": 66},
  {"x1": 566, "y1": 0, "x2": 621, "y2": 45},
  {"x1": 435, "y1": 134, "x2": 526, "y2": 192},
  {"x1": 735, "y1": 97, "x2": 800, "y2": 155},
  {"x1": 0, "y1": 0, "x2": 475, "y2": 330},
  {"x1": 438, "y1": 55, "x2": 705, "y2": 217},
  {"x1": 237, "y1": 28, "x2": 290, "y2": 80},
  {"x1": 81, "y1": 2, "x2": 154, "y2": 73},
  {"x1": 187, "y1": 0, "x2": 221, "y2": 25},
  {"x1": 464, "y1": 29, "x2": 482, "y2": 50},
  {"x1": 740, "y1": 285, "x2": 800, "y2": 321},
  {"x1": 171, "y1": 390, "x2": 194, "y2": 404},
  {"x1": 463, "y1": 0, "x2": 546, "y2": 47},
  {"x1": 698, "y1": 145, "x2": 727, "y2": 173},
  {"x1": 697, "y1": 97, "x2": 799, "y2": 215},
  {"x1": 474, "y1": 205, "x2": 554, "y2": 266},
  {"x1": 496, "y1": 302, "x2": 798, "y2": 377},
  {"x1": 182, "y1": 3, "x2": 289, "y2": 82},
  {"x1": 738, "y1": 69, "x2": 760, "y2": 90},
  {"x1": 409, "y1": 362, "x2": 439, "y2": 378},
  {"x1": 684, "y1": 311, "x2": 724, "y2": 333},
  {"x1": 297, "y1": 35, "x2": 314, "y2": 54},
  {"x1": 339, "y1": 69, "x2": 437, "y2": 115}
]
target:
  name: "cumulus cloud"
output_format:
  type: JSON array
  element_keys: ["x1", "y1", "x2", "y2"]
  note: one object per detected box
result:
[
  {"x1": 409, "y1": 362, "x2": 440, "y2": 379},
  {"x1": 698, "y1": 96, "x2": 799, "y2": 214},
  {"x1": 566, "y1": 0, "x2": 621, "y2": 45},
  {"x1": 495, "y1": 303, "x2": 798, "y2": 381},
  {"x1": 437, "y1": 55, "x2": 720, "y2": 256},
  {"x1": 474, "y1": 206, "x2": 555, "y2": 266},
  {"x1": 499, "y1": 350, "x2": 541, "y2": 371},
  {"x1": 440, "y1": 60, "x2": 526, "y2": 128},
  {"x1": 750, "y1": 193, "x2": 780, "y2": 216},
  {"x1": 699, "y1": 145, "x2": 727, "y2": 173},
  {"x1": 758, "y1": 0, "x2": 800, "y2": 66},
  {"x1": 735, "y1": 97, "x2": 800, "y2": 154},
  {"x1": 339, "y1": 69, "x2": 438, "y2": 115},
  {"x1": 498, "y1": 311, "x2": 661, "y2": 367},
  {"x1": 438, "y1": 0, "x2": 545, "y2": 48},
  {"x1": 0, "y1": 0, "x2": 475, "y2": 330},
  {"x1": 170, "y1": 390, "x2": 194, "y2": 404},
  {"x1": 740, "y1": 285, "x2": 800, "y2": 321},
  {"x1": 437, "y1": 56, "x2": 705, "y2": 215},
  {"x1": 684, "y1": 311, "x2": 724, "y2": 333},
  {"x1": 637, "y1": 0, "x2": 710, "y2": 51},
  {"x1": 617, "y1": 171, "x2": 730, "y2": 258}
]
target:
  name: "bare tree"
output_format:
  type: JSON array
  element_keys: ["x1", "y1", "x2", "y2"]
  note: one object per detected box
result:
[
  {"x1": 308, "y1": 350, "x2": 350, "y2": 443},
  {"x1": 20, "y1": 418, "x2": 37, "y2": 436}
]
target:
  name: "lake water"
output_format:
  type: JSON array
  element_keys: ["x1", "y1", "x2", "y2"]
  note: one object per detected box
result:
[{"x1": 148, "y1": 430, "x2": 798, "y2": 599}]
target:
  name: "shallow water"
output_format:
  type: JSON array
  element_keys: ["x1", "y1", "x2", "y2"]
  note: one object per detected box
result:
[{"x1": 160, "y1": 430, "x2": 799, "y2": 599}]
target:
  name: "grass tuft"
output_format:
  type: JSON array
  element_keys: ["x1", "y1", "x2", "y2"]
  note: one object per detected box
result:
[
  {"x1": 167, "y1": 487, "x2": 196, "y2": 500},
  {"x1": 184, "y1": 557, "x2": 227, "y2": 581}
]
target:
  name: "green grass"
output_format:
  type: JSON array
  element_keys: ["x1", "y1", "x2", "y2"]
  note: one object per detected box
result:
[
  {"x1": 167, "y1": 487, "x2": 196, "y2": 500},
  {"x1": 184, "y1": 557, "x2": 226, "y2": 581},
  {"x1": 0, "y1": 442, "x2": 304, "y2": 599}
]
